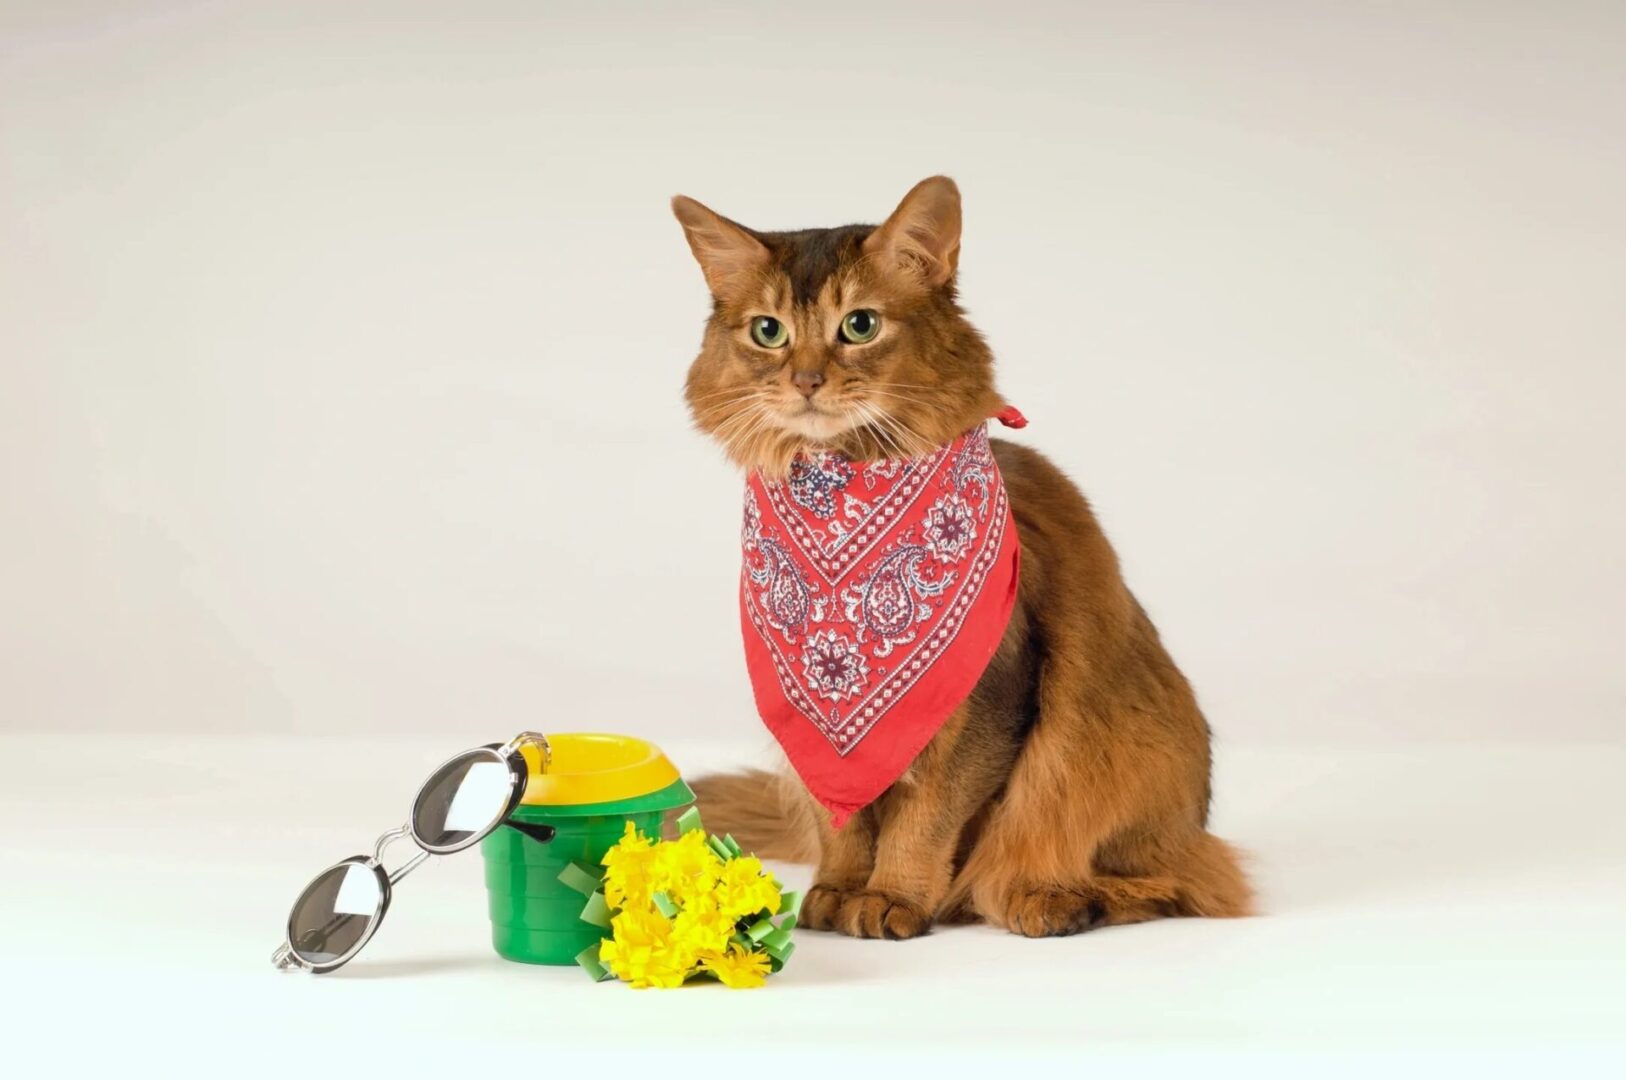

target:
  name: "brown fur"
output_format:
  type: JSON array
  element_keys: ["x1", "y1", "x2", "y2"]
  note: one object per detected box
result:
[{"x1": 677, "y1": 177, "x2": 1252, "y2": 938}]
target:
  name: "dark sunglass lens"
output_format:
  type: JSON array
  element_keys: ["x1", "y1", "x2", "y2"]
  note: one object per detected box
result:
[
  {"x1": 288, "y1": 862, "x2": 383, "y2": 967},
  {"x1": 412, "y1": 750, "x2": 513, "y2": 851}
]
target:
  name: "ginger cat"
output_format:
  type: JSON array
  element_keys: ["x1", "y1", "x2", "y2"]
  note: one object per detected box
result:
[{"x1": 676, "y1": 177, "x2": 1251, "y2": 938}]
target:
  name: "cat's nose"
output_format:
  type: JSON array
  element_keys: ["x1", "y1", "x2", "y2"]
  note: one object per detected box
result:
[{"x1": 792, "y1": 370, "x2": 826, "y2": 398}]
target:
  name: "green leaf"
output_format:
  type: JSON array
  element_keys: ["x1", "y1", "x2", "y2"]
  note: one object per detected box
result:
[
  {"x1": 676, "y1": 806, "x2": 705, "y2": 835},
  {"x1": 556, "y1": 861, "x2": 604, "y2": 897},
  {"x1": 575, "y1": 942, "x2": 613, "y2": 982},
  {"x1": 578, "y1": 892, "x2": 614, "y2": 929}
]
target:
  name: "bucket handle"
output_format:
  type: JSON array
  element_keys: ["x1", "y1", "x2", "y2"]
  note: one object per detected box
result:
[{"x1": 503, "y1": 820, "x2": 556, "y2": 845}]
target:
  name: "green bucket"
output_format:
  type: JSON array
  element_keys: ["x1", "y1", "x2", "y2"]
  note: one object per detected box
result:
[{"x1": 481, "y1": 761, "x2": 693, "y2": 965}]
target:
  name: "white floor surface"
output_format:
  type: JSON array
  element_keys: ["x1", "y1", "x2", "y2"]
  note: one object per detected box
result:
[{"x1": 5, "y1": 733, "x2": 1623, "y2": 1076}]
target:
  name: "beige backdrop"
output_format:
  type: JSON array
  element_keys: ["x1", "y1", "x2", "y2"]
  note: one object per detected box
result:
[{"x1": 3, "y1": 1, "x2": 1622, "y2": 743}]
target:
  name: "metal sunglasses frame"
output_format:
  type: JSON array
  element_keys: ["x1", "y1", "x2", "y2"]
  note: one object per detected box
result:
[{"x1": 271, "y1": 731, "x2": 552, "y2": 974}]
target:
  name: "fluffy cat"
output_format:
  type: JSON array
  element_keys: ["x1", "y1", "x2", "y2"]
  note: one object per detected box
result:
[{"x1": 676, "y1": 177, "x2": 1252, "y2": 938}]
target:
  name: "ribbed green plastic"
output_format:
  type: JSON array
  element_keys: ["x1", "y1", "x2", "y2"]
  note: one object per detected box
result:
[{"x1": 480, "y1": 777, "x2": 694, "y2": 965}]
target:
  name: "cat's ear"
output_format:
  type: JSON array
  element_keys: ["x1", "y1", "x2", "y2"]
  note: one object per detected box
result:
[
  {"x1": 671, "y1": 195, "x2": 770, "y2": 295},
  {"x1": 862, "y1": 176, "x2": 962, "y2": 287}
]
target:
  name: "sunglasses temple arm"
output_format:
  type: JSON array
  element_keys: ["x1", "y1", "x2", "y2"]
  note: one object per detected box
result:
[
  {"x1": 504, "y1": 731, "x2": 551, "y2": 772},
  {"x1": 389, "y1": 849, "x2": 431, "y2": 885}
]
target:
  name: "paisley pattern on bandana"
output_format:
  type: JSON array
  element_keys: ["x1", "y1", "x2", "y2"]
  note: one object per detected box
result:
[
  {"x1": 786, "y1": 455, "x2": 855, "y2": 519},
  {"x1": 741, "y1": 426, "x2": 1014, "y2": 757}
]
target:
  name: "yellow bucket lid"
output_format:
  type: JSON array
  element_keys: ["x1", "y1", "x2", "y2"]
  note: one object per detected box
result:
[{"x1": 516, "y1": 733, "x2": 682, "y2": 807}]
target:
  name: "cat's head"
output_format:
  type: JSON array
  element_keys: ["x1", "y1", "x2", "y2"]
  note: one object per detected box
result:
[{"x1": 673, "y1": 177, "x2": 1006, "y2": 478}]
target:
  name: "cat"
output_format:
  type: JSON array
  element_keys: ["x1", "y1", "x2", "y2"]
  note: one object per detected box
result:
[{"x1": 674, "y1": 177, "x2": 1252, "y2": 938}]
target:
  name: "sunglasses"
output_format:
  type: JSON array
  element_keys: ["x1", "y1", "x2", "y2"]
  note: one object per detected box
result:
[{"x1": 271, "y1": 732, "x2": 552, "y2": 974}]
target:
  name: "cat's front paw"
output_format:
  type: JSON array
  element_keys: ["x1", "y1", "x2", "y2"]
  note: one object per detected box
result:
[
  {"x1": 800, "y1": 884, "x2": 857, "y2": 932},
  {"x1": 1003, "y1": 886, "x2": 1106, "y2": 938},
  {"x1": 837, "y1": 889, "x2": 932, "y2": 940}
]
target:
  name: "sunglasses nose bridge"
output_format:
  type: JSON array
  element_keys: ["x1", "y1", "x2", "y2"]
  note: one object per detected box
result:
[
  {"x1": 373, "y1": 823, "x2": 432, "y2": 885},
  {"x1": 373, "y1": 823, "x2": 413, "y2": 863}
]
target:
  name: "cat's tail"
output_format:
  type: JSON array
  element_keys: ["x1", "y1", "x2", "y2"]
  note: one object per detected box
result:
[{"x1": 687, "y1": 768, "x2": 820, "y2": 863}]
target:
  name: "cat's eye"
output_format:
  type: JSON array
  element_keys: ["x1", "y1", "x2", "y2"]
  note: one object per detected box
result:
[
  {"x1": 839, "y1": 309, "x2": 881, "y2": 344},
  {"x1": 750, "y1": 316, "x2": 789, "y2": 349}
]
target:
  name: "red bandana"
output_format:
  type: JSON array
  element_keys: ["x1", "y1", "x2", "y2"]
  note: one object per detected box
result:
[{"x1": 739, "y1": 408, "x2": 1026, "y2": 827}]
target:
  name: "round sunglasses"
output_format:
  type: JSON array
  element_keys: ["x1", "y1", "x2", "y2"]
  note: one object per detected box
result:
[{"x1": 271, "y1": 732, "x2": 551, "y2": 974}]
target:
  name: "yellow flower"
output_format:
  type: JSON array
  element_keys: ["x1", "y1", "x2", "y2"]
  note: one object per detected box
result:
[
  {"x1": 610, "y1": 907, "x2": 670, "y2": 948},
  {"x1": 598, "y1": 908, "x2": 693, "y2": 989},
  {"x1": 670, "y1": 892, "x2": 736, "y2": 960},
  {"x1": 700, "y1": 943, "x2": 772, "y2": 989},
  {"x1": 633, "y1": 953, "x2": 690, "y2": 989},
  {"x1": 715, "y1": 855, "x2": 782, "y2": 919},
  {"x1": 592, "y1": 823, "x2": 790, "y2": 989},
  {"x1": 601, "y1": 822, "x2": 658, "y2": 910},
  {"x1": 651, "y1": 828, "x2": 723, "y2": 903},
  {"x1": 600, "y1": 941, "x2": 690, "y2": 989}
]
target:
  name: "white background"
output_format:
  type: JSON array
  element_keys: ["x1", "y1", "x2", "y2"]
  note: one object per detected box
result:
[
  {"x1": 6, "y1": 0, "x2": 1623, "y2": 745},
  {"x1": 3, "y1": 1, "x2": 1623, "y2": 1073}
]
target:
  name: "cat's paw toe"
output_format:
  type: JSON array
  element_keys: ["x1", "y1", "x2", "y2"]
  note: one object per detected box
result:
[
  {"x1": 1005, "y1": 887, "x2": 1106, "y2": 938},
  {"x1": 839, "y1": 890, "x2": 932, "y2": 940},
  {"x1": 801, "y1": 884, "x2": 854, "y2": 932}
]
